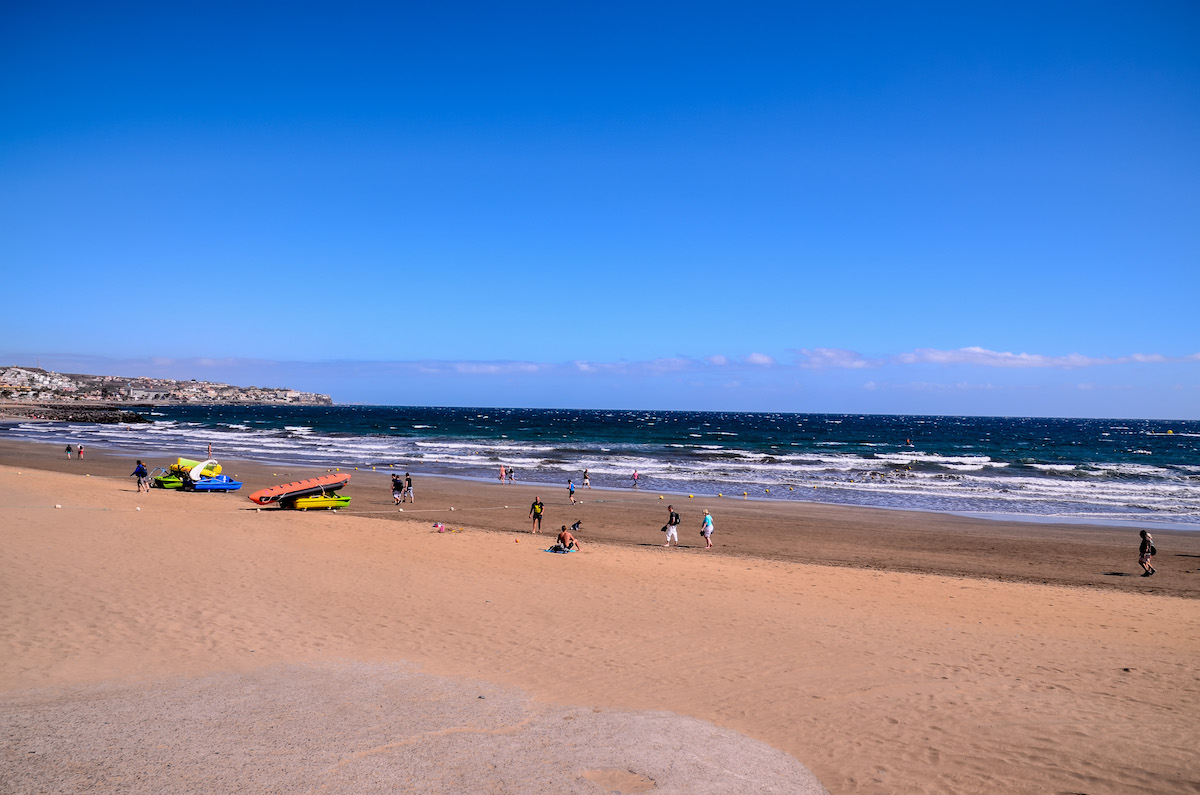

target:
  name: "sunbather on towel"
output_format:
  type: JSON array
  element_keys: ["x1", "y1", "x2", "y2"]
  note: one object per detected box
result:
[{"x1": 554, "y1": 525, "x2": 580, "y2": 552}]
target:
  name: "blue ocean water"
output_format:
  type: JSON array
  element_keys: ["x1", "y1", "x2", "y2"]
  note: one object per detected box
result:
[{"x1": 5, "y1": 406, "x2": 1199, "y2": 528}]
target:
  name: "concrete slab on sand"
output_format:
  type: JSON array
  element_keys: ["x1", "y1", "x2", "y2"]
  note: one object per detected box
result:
[{"x1": 1, "y1": 661, "x2": 828, "y2": 794}]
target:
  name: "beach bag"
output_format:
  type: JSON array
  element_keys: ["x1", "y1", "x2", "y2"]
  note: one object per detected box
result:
[{"x1": 1150, "y1": 544, "x2": 1157, "y2": 556}]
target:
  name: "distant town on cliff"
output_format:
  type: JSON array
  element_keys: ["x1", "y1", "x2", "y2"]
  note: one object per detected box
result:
[{"x1": 0, "y1": 366, "x2": 333, "y2": 405}]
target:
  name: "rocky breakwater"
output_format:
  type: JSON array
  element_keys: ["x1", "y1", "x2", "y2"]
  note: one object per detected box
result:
[{"x1": 0, "y1": 403, "x2": 152, "y2": 424}]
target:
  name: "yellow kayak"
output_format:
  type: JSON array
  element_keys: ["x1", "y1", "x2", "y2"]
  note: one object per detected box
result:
[
  {"x1": 288, "y1": 493, "x2": 351, "y2": 510},
  {"x1": 170, "y1": 457, "x2": 221, "y2": 477}
]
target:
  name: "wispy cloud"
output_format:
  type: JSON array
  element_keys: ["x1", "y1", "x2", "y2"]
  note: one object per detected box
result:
[
  {"x1": 793, "y1": 348, "x2": 880, "y2": 369},
  {"x1": 746, "y1": 353, "x2": 775, "y2": 366},
  {"x1": 893, "y1": 346, "x2": 1197, "y2": 368}
]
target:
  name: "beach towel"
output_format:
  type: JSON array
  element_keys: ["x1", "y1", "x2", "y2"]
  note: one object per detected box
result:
[{"x1": 544, "y1": 546, "x2": 574, "y2": 554}]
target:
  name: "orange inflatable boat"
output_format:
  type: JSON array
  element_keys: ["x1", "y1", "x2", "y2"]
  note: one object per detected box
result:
[{"x1": 247, "y1": 473, "x2": 352, "y2": 505}]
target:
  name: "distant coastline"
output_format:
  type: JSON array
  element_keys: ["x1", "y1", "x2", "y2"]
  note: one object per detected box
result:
[{"x1": 0, "y1": 365, "x2": 332, "y2": 407}]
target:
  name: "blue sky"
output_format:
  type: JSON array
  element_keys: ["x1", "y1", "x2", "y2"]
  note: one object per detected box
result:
[{"x1": 2, "y1": 2, "x2": 1198, "y2": 417}]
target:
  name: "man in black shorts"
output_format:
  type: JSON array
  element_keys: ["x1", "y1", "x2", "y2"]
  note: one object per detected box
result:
[{"x1": 529, "y1": 496, "x2": 544, "y2": 533}]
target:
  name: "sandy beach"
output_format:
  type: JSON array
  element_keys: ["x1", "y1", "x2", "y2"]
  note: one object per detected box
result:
[{"x1": 2, "y1": 439, "x2": 1198, "y2": 793}]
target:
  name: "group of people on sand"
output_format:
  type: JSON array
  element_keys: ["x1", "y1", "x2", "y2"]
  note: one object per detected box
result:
[
  {"x1": 391, "y1": 473, "x2": 414, "y2": 504},
  {"x1": 64, "y1": 444, "x2": 84, "y2": 459},
  {"x1": 113, "y1": 452, "x2": 1160, "y2": 575},
  {"x1": 498, "y1": 466, "x2": 518, "y2": 484},
  {"x1": 529, "y1": 493, "x2": 716, "y2": 551},
  {"x1": 661, "y1": 504, "x2": 714, "y2": 549}
]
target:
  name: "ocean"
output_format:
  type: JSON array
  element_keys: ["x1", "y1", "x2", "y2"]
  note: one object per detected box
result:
[{"x1": 4, "y1": 406, "x2": 1198, "y2": 528}]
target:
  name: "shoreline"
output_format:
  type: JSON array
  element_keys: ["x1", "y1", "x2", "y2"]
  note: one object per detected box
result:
[
  {"x1": 4, "y1": 408, "x2": 1195, "y2": 533},
  {"x1": 3, "y1": 436, "x2": 1198, "y2": 598}
]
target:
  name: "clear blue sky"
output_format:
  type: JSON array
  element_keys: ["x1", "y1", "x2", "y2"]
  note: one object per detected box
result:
[{"x1": 3, "y1": 2, "x2": 1198, "y2": 417}]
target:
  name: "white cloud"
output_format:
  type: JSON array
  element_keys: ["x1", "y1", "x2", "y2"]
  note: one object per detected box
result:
[
  {"x1": 892, "y1": 346, "x2": 1190, "y2": 368},
  {"x1": 707, "y1": 354, "x2": 729, "y2": 366},
  {"x1": 794, "y1": 348, "x2": 879, "y2": 369},
  {"x1": 746, "y1": 353, "x2": 774, "y2": 366}
]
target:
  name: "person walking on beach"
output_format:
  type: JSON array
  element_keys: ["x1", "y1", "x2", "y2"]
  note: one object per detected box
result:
[
  {"x1": 391, "y1": 474, "x2": 403, "y2": 505},
  {"x1": 77, "y1": 445, "x2": 84, "y2": 460},
  {"x1": 568, "y1": 479, "x2": 577, "y2": 504},
  {"x1": 529, "y1": 496, "x2": 544, "y2": 533},
  {"x1": 499, "y1": 465, "x2": 506, "y2": 484},
  {"x1": 700, "y1": 509, "x2": 714, "y2": 549},
  {"x1": 631, "y1": 469, "x2": 639, "y2": 489},
  {"x1": 663, "y1": 504, "x2": 680, "y2": 547},
  {"x1": 65, "y1": 444, "x2": 73, "y2": 459},
  {"x1": 131, "y1": 460, "x2": 150, "y2": 493},
  {"x1": 583, "y1": 469, "x2": 591, "y2": 489},
  {"x1": 404, "y1": 473, "x2": 414, "y2": 503},
  {"x1": 555, "y1": 525, "x2": 581, "y2": 551},
  {"x1": 1139, "y1": 530, "x2": 1156, "y2": 576}
]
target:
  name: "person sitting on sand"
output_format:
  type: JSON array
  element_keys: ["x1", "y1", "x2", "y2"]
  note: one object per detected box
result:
[
  {"x1": 529, "y1": 497, "x2": 544, "y2": 533},
  {"x1": 1139, "y1": 529, "x2": 1156, "y2": 576},
  {"x1": 555, "y1": 525, "x2": 580, "y2": 551}
]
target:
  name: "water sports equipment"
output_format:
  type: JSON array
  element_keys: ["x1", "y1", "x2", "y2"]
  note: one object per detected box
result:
[
  {"x1": 248, "y1": 473, "x2": 352, "y2": 506},
  {"x1": 151, "y1": 459, "x2": 241, "y2": 491},
  {"x1": 150, "y1": 467, "x2": 183, "y2": 489},
  {"x1": 188, "y1": 474, "x2": 243, "y2": 492},
  {"x1": 171, "y1": 458, "x2": 222, "y2": 477},
  {"x1": 288, "y1": 493, "x2": 351, "y2": 510}
]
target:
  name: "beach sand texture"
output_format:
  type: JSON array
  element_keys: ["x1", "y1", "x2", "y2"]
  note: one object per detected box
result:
[{"x1": 1, "y1": 444, "x2": 1198, "y2": 793}]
